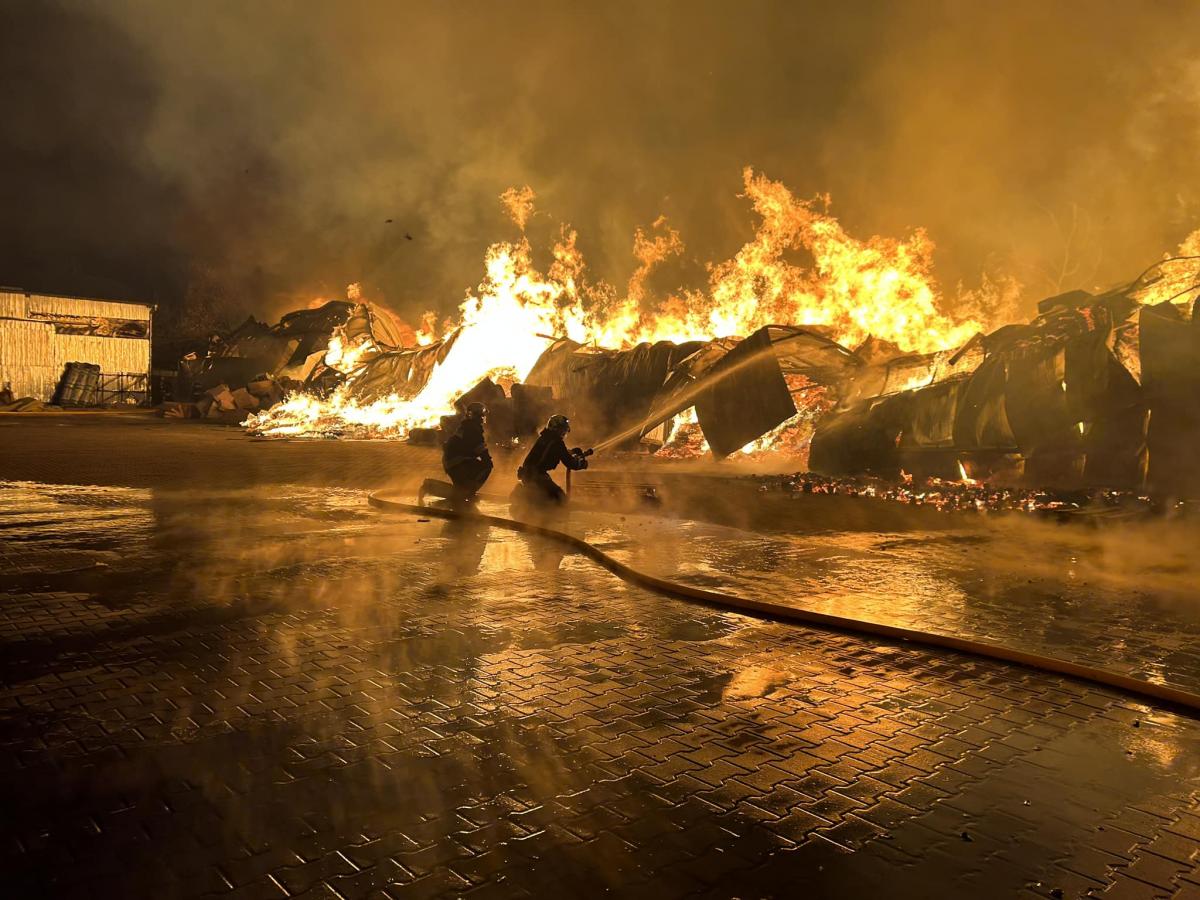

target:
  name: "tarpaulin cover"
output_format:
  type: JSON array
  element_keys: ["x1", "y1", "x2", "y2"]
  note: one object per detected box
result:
[
  {"x1": 526, "y1": 338, "x2": 703, "y2": 443},
  {"x1": 901, "y1": 378, "x2": 962, "y2": 449},
  {"x1": 523, "y1": 339, "x2": 583, "y2": 394},
  {"x1": 1082, "y1": 355, "x2": 1146, "y2": 487},
  {"x1": 642, "y1": 327, "x2": 856, "y2": 445},
  {"x1": 1139, "y1": 301, "x2": 1200, "y2": 398},
  {"x1": 999, "y1": 303, "x2": 1114, "y2": 461},
  {"x1": 1139, "y1": 301, "x2": 1200, "y2": 495},
  {"x1": 839, "y1": 340, "x2": 984, "y2": 408},
  {"x1": 811, "y1": 291, "x2": 1161, "y2": 487},
  {"x1": 952, "y1": 355, "x2": 1015, "y2": 450},
  {"x1": 347, "y1": 334, "x2": 458, "y2": 404},
  {"x1": 694, "y1": 326, "x2": 796, "y2": 458},
  {"x1": 275, "y1": 301, "x2": 354, "y2": 337},
  {"x1": 810, "y1": 392, "x2": 915, "y2": 478},
  {"x1": 340, "y1": 304, "x2": 406, "y2": 351},
  {"x1": 1003, "y1": 344, "x2": 1074, "y2": 452},
  {"x1": 646, "y1": 338, "x2": 742, "y2": 423},
  {"x1": 765, "y1": 326, "x2": 863, "y2": 383}
]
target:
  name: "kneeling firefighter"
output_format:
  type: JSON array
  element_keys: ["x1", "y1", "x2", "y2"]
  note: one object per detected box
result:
[
  {"x1": 516, "y1": 414, "x2": 592, "y2": 504},
  {"x1": 441, "y1": 402, "x2": 493, "y2": 501}
]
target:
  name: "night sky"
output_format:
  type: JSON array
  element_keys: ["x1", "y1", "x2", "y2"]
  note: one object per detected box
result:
[{"x1": 3, "y1": 0, "x2": 1199, "y2": 329}]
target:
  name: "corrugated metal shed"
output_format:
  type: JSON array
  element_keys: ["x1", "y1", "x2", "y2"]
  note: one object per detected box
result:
[{"x1": 0, "y1": 289, "x2": 153, "y2": 403}]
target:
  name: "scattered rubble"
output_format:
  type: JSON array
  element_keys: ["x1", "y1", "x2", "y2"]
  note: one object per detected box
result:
[
  {"x1": 169, "y1": 299, "x2": 405, "y2": 418},
  {"x1": 810, "y1": 278, "x2": 1200, "y2": 497},
  {"x1": 168, "y1": 250, "x2": 1197, "y2": 498},
  {"x1": 742, "y1": 471, "x2": 1192, "y2": 518},
  {"x1": 0, "y1": 397, "x2": 52, "y2": 412}
]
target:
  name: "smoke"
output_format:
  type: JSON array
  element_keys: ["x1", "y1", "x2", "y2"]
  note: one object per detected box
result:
[{"x1": 3, "y1": 0, "x2": 1200, "y2": 324}]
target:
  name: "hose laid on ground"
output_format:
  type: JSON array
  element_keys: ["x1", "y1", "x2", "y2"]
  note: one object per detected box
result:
[{"x1": 368, "y1": 491, "x2": 1200, "y2": 715}]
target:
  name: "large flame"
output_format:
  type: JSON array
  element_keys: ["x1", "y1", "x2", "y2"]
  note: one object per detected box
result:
[
  {"x1": 1130, "y1": 228, "x2": 1200, "y2": 308},
  {"x1": 248, "y1": 170, "x2": 1001, "y2": 441}
]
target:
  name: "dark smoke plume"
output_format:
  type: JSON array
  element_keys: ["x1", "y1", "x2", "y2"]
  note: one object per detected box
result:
[{"x1": 3, "y1": 0, "x2": 1199, "y2": 331}]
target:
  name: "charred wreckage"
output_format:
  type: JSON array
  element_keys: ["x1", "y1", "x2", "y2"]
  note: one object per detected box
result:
[{"x1": 165, "y1": 260, "x2": 1200, "y2": 502}]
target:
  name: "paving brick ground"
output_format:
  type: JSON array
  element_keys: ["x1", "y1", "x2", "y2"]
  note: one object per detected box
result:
[
  {"x1": 3, "y1": 477, "x2": 1200, "y2": 898},
  {"x1": 525, "y1": 500, "x2": 1200, "y2": 698}
]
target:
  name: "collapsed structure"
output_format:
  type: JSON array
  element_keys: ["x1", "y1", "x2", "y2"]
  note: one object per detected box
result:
[
  {"x1": 169, "y1": 169, "x2": 1199, "y2": 498},
  {"x1": 164, "y1": 300, "x2": 409, "y2": 420},
  {"x1": 171, "y1": 257, "x2": 1197, "y2": 499},
  {"x1": 811, "y1": 282, "x2": 1199, "y2": 497}
]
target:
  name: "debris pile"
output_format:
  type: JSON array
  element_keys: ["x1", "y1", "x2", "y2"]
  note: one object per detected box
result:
[
  {"x1": 161, "y1": 379, "x2": 285, "y2": 422},
  {"x1": 164, "y1": 177, "x2": 1197, "y2": 499},
  {"x1": 168, "y1": 299, "x2": 407, "y2": 420},
  {"x1": 175, "y1": 264, "x2": 1197, "y2": 501},
  {"x1": 810, "y1": 268, "x2": 1200, "y2": 497},
  {"x1": 0, "y1": 397, "x2": 50, "y2": 413}
]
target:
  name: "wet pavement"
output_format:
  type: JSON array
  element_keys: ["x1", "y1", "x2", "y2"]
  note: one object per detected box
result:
[
  {"x1": 3, "y1": 475, "x2": 1200, "y2": 899},
  {"x1": 506, "y1": 501, "x2": 1200, "y2": 699}
]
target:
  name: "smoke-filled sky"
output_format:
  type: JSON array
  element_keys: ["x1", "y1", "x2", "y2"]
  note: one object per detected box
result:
[{"x1": 3, "y1": 0, "x2": 1199, "y2": 326}]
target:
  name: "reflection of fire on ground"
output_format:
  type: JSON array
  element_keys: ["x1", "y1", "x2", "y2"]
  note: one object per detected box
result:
[{"x1": 722, "y1": 664, "x2": 790, "y2": 700}]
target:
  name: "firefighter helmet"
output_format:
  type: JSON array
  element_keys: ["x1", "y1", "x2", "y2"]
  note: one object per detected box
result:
[{"x1": 546, "y1": 414, "x2": 571, "y2": 434}]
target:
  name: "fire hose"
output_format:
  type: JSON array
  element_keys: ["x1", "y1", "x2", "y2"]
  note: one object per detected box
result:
[{"x1": 367, "y1": 491, "x2": 1200, "y2": 716}]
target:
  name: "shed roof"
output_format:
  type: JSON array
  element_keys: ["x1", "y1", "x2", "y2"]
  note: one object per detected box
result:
[{"x1": 0, "y1": 287, "x2": 155, "y2": 312}]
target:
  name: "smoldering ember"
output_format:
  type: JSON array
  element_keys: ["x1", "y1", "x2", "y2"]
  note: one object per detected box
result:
[{"x1": 3, "y1": 4, "x2": 1200, "y2": 900}]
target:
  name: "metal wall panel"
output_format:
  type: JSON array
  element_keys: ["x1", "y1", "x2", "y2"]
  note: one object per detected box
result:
[
  {"x1": 0, "y1": 292, "x2": 152, "y2": 402},
  {"x1": 0, "y1": 292, "x2": 25, "y2": 318},
  {"x1": 25, "y1": 293, "x2": 151, "y2": 321},
  {"x1": 695, "y1": 327, "x2": 796, "y2": 458}
]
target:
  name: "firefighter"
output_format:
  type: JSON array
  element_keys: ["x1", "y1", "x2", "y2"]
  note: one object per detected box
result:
[
  {"x1": 441, "y1": 402, "x2": 493, "y2": 502},
  {"x1": 516, "y1": 414, "x2": 591, "y2": 504}
]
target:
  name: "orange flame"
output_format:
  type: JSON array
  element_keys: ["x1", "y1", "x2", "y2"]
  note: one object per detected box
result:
[
  {"x1": 1130, "y1": 228, "x2": 1200, "y2": 309},
  {"x1": 248, "y1": 172, "x2": 996, "y2": 441},
  {"x1": 500, "y1": 186, "x2": 536, "y2": 231}
]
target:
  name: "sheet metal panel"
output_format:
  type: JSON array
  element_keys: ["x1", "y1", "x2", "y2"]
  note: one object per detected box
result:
[
  {"x1": 25, "y1": 293, "x2": 151, "y2": 321},
  {"x1": 0, "y1": 291, "x2": 25, "y2": 318},
  {"x1": 901, "y1": 379, "x2": 961, "y2": 449},
  {"x1": 694, "y1": 326, "x2": 796, "y2": 458}
]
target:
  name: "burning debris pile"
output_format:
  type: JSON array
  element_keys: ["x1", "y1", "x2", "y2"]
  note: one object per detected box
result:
[
  {"x1": 810, "y1": 255, "x2": 1200, "y2": 498},
  {"x1": 173, "y1": 170, "x2": 1199, "y2": 497},
  {"x1": 163, "y1": 292, "x2": 410, "y2": 421},
  {"x1": 239, "y1": 171, "x2": 1001, "y2": 447}
]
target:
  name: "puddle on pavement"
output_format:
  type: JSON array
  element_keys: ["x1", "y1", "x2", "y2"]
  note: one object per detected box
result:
[
  {"x1": 535, "y1": 502, "x2": 1200, "y2": 694},
  {"x1": 6, "y1": 480, "x2": 1200, "y2": 699}
]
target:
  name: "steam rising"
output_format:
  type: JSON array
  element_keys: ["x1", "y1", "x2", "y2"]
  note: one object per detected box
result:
[{"x1": 3, "y1": 1, "x2": 1200, "y2": 320}]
